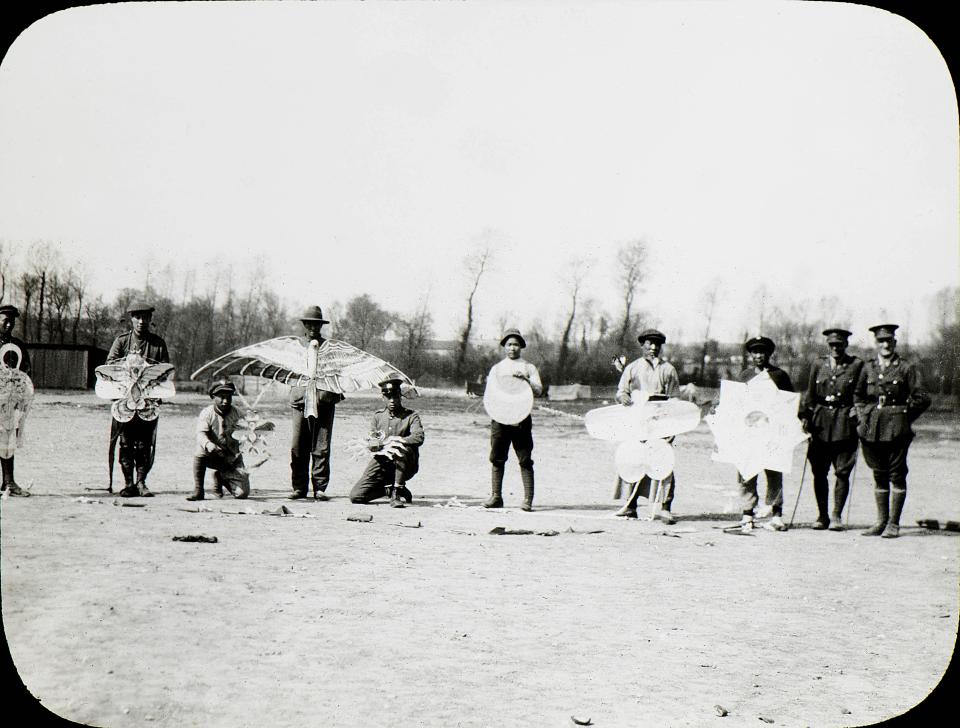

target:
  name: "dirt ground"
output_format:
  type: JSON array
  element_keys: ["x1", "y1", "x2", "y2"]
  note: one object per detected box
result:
[{"x1": 2, "y1": 390, "x2": 958, "y2": 728}]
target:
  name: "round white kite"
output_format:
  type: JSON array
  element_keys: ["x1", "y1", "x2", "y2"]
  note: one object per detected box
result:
[
  {"x1": 614, "y1": 438, "x2": 676, "y2": 482},
  {"x1": 483, "y1": 372, "x2": 534, "y2": 425}
]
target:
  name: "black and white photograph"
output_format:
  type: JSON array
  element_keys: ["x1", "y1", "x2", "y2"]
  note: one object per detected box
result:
[{"x1": 0, "y1": 2, "x2": 957, "y2": 726}]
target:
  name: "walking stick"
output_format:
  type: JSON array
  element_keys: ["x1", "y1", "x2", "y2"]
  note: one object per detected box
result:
[
  {"x1": 647, "y1": 479, "x2": 663, "y2": 521},
  {"x1": 787, "y1": 446, "x2": 810, "y2": 530},
  {"x1": 845, "y1": 454, "x2": 859, "y2": 528}
]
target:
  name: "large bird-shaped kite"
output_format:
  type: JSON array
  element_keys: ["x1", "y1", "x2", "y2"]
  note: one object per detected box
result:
[
  {"x1": 95, "y1": 353, "x2": 177, "y2": 422},
  {"x1": 0, "y1": 343, "x2": 34, "y2": 459},
  {"x1": 191, "y1": 337, "x2": 416, "y2": 417},
  {"x1": 705, "y1": 373, "x2": 809, "y2": 479}
]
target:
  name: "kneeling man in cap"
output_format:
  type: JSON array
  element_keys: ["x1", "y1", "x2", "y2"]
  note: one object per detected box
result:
[
  {"x1": 854, "y1": 324, "x2": 930, "y2": 538},
  {"x1": 187, "y1": 380, "x2": 251, "y2": 501},
  {"x1": 349, "y1": 378, "x2": 424, "y2": 508}
]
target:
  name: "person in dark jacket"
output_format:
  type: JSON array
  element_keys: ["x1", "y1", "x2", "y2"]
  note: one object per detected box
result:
[
  {"x1": 349, "y1": 378, "x2": 425, "y2": 508},
  {"x1": 801, "y1": 328, "x2": 864, "y2": 530},
  {"x1": 106, "y1": 301, "x2": 170, "y2": 498},
  {"x1": 0, "y1": 304, "x2": 31, "y2": 496},
  {"x1": 854, "y1": 324, "x2": 930, "y2": 538},
  {"x1": 737, "y1": 336, "x2": 795, "y2": 531}
]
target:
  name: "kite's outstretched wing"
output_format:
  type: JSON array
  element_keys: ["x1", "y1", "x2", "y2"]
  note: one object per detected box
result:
[{"x1": 191, "y1": 336, "x2": 416, "y2": 395}]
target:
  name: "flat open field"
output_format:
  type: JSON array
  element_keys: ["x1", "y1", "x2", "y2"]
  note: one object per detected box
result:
[{"x1": 2, "y1": 390, "x2": 958, "y2": 727}]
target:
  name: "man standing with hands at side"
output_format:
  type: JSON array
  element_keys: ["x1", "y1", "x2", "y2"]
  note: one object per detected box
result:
[
  {"x1": 801, "y1": 328, "x2": 864, "y2": 530},
  {"x1": 854, "y1": 324, "x2": 930, "y2": 539}
]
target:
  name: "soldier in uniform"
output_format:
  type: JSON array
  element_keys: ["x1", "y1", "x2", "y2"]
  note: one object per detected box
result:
[
  {"x1": 801, "y1": 328, "x2": 864, "y2": 530},
  {"x1": 0, "y1": 304, "x2": 32, "y2": 496},
  {"x1": 613, "y1": 328, "x2": 681, "y2": 522},
  {"x1": 854, "y1": 324, "x2": 930, "y2": 538},
  {"x1": 107, "y1": 301, "x2": 170, "y2": 497},
  {"x1": 289, "y1": 305, "x2": 344, "y2": 500},
  {"x1": 349, "y1": 378, "x2": 425, "y2": 508},
  {"x1": 737, "y1": 336, "x2": 795, "y2": 532}
]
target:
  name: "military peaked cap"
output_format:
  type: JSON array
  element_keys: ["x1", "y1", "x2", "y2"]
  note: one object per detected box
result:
[
  {"x1": 822, "y1": 328, "x2": 852, "y2": 343},
  {"x1": 868, "y1": 323, "x2": 899, "y2": 340},
  {"x1": 379, "y1": 378, "x2": 404, "y2": 395},
  {"x1": 208, "y1": 380, "x2": 237, "y2": 398},
  {"x1": 744, "y1": 335, "x2": 776, "y2": 353},
  {"x1": 0, "y1": 304, "x2": 21, "y2": 318}
]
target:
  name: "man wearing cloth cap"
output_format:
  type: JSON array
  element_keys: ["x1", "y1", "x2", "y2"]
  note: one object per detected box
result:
[
  {"x1": 288, "y1": 305, "x2": 344, "y2": 500},
  {"x1": 349, "y1": 378, "x2": 424, "y2": 508},
  {"x1": 854, "y1": 324, "x2": 930, "y2": 538},
  {"x1": 737, "y1": 336, "x2": 795, "y2": 531},
  {"x1": 800, "y1": 328, "x2": 864, "y2": 530},
  {"x1": 613, "y1": 328, "x2": 680, "y2": 522},
  {"x1": 187, "y1": 380, "x2": 251, "y2": 501},
  {"x1": 106, "y1": 301, "x2": 170, "y2": 497},
  {"x1": 483, "y1": 328, "x2": 543, "y2": 511},
  {"x1": 0, "y1": 304, "x2": 31, "y2": 496}
]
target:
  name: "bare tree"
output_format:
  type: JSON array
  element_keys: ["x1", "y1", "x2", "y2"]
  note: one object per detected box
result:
[
  {"x1": 338, "y1": 293, "x2": 393, "y2": 350},
  {"x1": 397, "y1": 297, "x2": 434, "y2": 379},
  {"x1": 697, "y1": 278, "x2": 722, "y2": 385},
  {"x1": 556, "y1": 257, "x2": 590, "y2": 383},
  {"x1": 614, "y1": 239, "x2": 647, "y2": 348},
  {"x1": 454, "y1": 243, "x2": 493, "y2": 381}
]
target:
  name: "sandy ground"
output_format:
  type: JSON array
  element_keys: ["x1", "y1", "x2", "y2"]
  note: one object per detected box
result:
[{"x1": 2, "y1": 391, "x2": 958, "y2": 728}]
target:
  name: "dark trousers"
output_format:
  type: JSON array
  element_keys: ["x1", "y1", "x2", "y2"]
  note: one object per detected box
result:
[
  {"x1": 349, "y1": 456, "x2": 415, "y2": 503},
  {"x1": 807, "y1": 438, "x2": 858, "y2": 519},
  {"x1": 860, "y1": 437, "x2": 910, "y2": 491},
  {"x1": 489, "y1": 416, "x2": 534, "y2": 471},
  {"x1": 290, "y1": 404, "x2": 336, "y2": 494},
  {"x1": 118, "y1": 417, "x2": 158, "y2": 484}
]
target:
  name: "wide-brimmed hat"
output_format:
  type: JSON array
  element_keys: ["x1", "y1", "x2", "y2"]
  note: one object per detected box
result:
[
  {"x1": 499, "y1": 328, "x2": 526, "y2": 348},
  {"x1": 300, "y1": 305, "x2": 329, "y2": 324},
  {"x1": 127, "y1": 300, "x2": 155, "y2": 315},
  {"x1": 637, "y1": 328, "x2": 666, "y2": 344},
  {"x1": 822, "y1": 328, "x2": 852, "y2": 344},
  {"x1": 744, "y1": 336, "x2": 776, "y2": 353},
  {"x1": 0, "y1": 304, "x2": 21, "y2": 318},
  {"x1": 208, "y1": 380, "x2": 237, "y2": 398},
  {"x1": 868, "y1": 323, "x2": 898, "y2": 341}
]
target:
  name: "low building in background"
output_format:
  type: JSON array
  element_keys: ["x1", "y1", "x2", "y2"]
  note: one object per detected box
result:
[{"x1": 25, "y1": 344, "x2": 108, "y2": 389}]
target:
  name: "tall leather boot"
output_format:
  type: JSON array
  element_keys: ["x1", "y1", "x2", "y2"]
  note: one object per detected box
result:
[
  {"x1": 483, "y1": 465, "x2": 504, "y2": 508},
  {"x1": 135, "y1": 465, "x2": 154, "y2": 497},
  {"x1": 830, "y1": 476, "x2": 850, "y2": 530},
  {"x1": 520, "y1": 467, "x2": 534, "y2": 512},
  {"x1": 186, "y1": 458, "x2": 206, "y2": 501},
  {"x1": 882, "y1": 487, "x2": 907, "y2": 538},
  {"x1": 862, "y1": 485, "x2": 889, "y2": 536},
  {"x1": 812, "y1": 475, "x2": 830, "y2": 528},
  {"x1": 119, "y1": 458, "x2": 137, "y2": 497},
  {"x1": 388, "y1": 485, "x2": 405, "y2": 509},
  {"x1": 1, "y1": 456, "x2": 27, "y2": 497}
]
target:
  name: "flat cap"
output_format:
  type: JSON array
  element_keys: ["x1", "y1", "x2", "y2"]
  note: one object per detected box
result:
[
  {"x1": 499, "y1": 328, "x2": 526, "y2": 348},
  {"x1": 868, "y1": 323, "x2": 899, "y2": 340},
  {"x1": 822, "y1": 328, "x2": 852, "y2": 344},
  {"x1": 637, "y1": 328, "x2": 666, "y2": 344},
  {"x1": 300, "y1": 305, "x2": 329, "y2": 324},
  {"x1": 0, "y1": 304, "x2": 21, "y2": 318},
  {"x1": 127, "y1": 300, "x2": 155, "y2": 315},
  {"x1": 208, "y1": 380, "x2": 237, "y2": 398},
  {"x1": 744, "y1": 335, "x2": 776, "y2": 353}
]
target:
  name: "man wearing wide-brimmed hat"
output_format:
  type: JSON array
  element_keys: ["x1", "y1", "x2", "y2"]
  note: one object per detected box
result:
[
  {"x1": 854, "y1": 324, "x2": 930, "y2": 539},
  {"x1": 0, "y1": 304, "x2": 32, "y2": 496},
  {"x1": 736, "y1": 335, "x2": 795, "y2": 531},
  {"x1": 349, "y1": 378, "x2": 424, "y2": 508},
  {"x1": 288, "y1": 305, "x2": 344, "y2": 500},
  {"x1": 483, "y1": 328, "x2": 543, "y2": 511},
  {"x1": 187, "y1": 380, "x2": 251, "y2": 501},
  {"x1": 613, "y1": 328, "x2": 680, "y2": 522},
  {"x1": 106, "y1": 301, "x2": 171, "y2": 498},
  {"x1": 800, "y1": 328, "x2": 864, "y2": 530}
]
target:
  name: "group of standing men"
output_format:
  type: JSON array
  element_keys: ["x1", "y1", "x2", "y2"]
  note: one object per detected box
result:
[{"x1": 0, "y1": 300, "x2": 933, "y2": 539}]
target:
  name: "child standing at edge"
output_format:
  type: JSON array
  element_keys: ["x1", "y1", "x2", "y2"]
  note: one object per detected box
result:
[{"x1": 483, "y1": 328, "x2": 543, "y2": 512}]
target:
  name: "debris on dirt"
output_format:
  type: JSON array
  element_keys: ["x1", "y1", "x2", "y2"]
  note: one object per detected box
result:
[
  {"x1": 262, "y1": 505, "x2": 292, "y2": 516},
  {"x1": 450, "y1": 529, "x2": 476, "y2": 536},
  {"x1": 570, "y1": 716, "x2": 593, "y2": 726},
  {"x1": 347, "y1": 514, "x2": 374, "y2": 523},
  {"x1": 917, "y1": 519, "x2": 960, "y2": 532},
  {"x1": 177, "y1": 505, "x2": 214, "y2": 513},
  {"x1": 113, "y1": 500, "x2": 146, "y2": 508},
  {"x1": 489, "y1": 526, "x2": 559, "y2": 536},
  {"x1": 714, "y1": 704, "x2": 728, "y2": 716},
  {"x1": 566, "y1": 527, "x2": 605, "y2": 535},
  {"x1": 433, "y1": 496, "x2": 470, "y2": 508},
  {"x1": 389, "y1": 521, "x2": 422, "y2": 528},
  {"x1": 840, "y1": 707, "x2": 852, "y2": 715},
  {"x1": 74, "y1": 497, "x2": 101, "y2": 504},
  {"x1": 658, "y1": 531, "x2": 682, "y2": 538},
  {"x1": 758, "y1": 716, "x2": 775, "y2": 723},
  {"x1": 171, "y1": 535, "x2": 218, "y2": 543}
]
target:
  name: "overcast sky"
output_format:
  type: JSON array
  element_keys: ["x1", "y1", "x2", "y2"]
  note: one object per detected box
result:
[{"x1": 0, "y1": 1, "x2": 956, "y2": 347}]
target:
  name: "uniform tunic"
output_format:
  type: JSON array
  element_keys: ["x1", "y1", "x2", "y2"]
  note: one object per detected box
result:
[
  {"x1": 195, "y1": 403, "x2": 250, "y2": 497},
  {"x1": 349, "y1": 405, "x2": 425, "y2": 503},
  {"x1": 737, "y1": 365, "x2": 795, "y2": 514},
  {"x1": 854, "y1": 354, "x2": 930, "y2": 487}
]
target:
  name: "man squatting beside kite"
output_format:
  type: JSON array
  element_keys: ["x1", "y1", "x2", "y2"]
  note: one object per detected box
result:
[
  {"x1": 349, "y1": 378, "x2": 424, "y2": 508},
  {"x1": 187, "y1": 380, "x2": 251, "y2": 501}
]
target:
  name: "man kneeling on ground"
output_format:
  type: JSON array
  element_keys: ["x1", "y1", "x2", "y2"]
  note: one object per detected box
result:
[
  {"x1": 349, "y1": 378, "x2": 424, "y2": 508},
  {"x1": 187, "y1": 380, "x2": 251, "y2": 501}
]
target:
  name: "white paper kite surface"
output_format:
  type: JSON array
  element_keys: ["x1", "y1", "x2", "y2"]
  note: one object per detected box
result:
[
  {"x1": 483, "y1": 370, "x2": 534, "y2": 425},
  {"x1": 614, "y1": 438, "x2": 676, "y2": 481},
  {"x1": 584, "y1": 390, "x2": 701, "y2": 442},
  {"x1": 705, "y1": 374, "x2": 809, "y2": 479}
]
